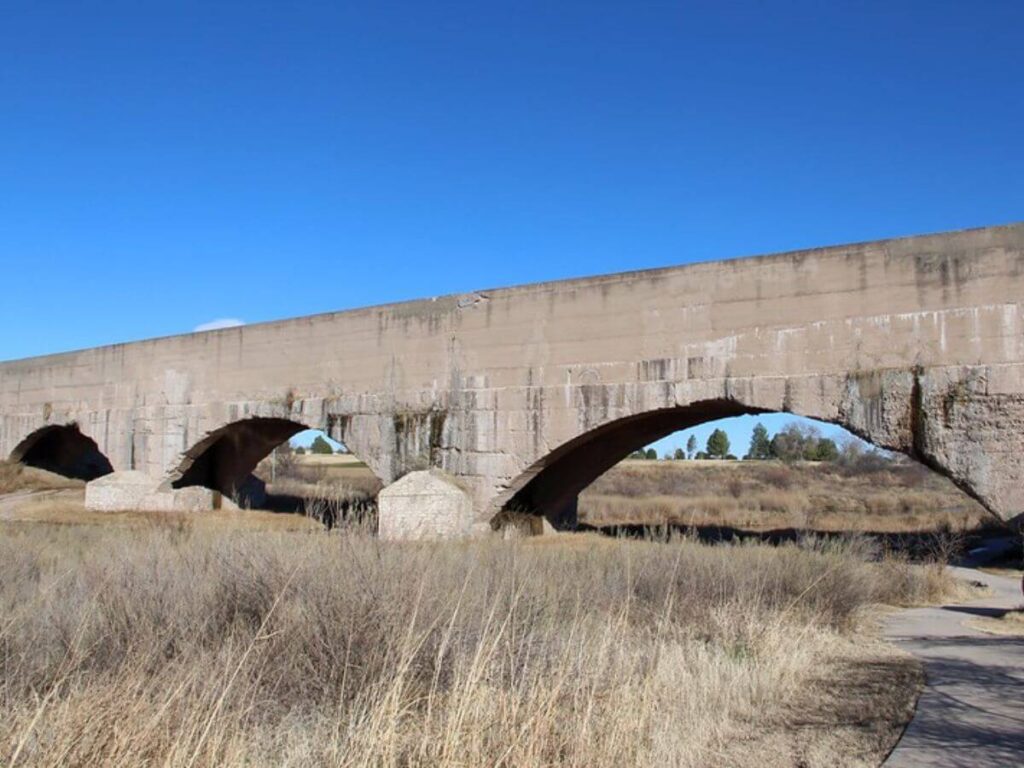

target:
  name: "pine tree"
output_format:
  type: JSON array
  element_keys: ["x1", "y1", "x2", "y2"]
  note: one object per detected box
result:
[
  {"x1": 310, "y1": 435, "x2": 334, "y2": 455},
  {"x1": 746, "y1": 422, "x2": 771, "y2": 460},
  {"x1": 706, "y1": 429, "x2": 730, "y2": 459},
  {"x1": 813, "y1": 438, "x2": 839, "y2": 461}
]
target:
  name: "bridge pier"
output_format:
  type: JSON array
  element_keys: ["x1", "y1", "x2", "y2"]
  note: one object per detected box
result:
[
  {"x1": 378, "y1": 469, "x2": 486, "y2": 540},
  {"x1": 377, "y1": 472, "x2": 575, "y2": 540}
]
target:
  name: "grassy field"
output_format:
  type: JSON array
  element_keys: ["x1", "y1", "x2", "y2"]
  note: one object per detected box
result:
[
  {"x1": 254, "y1": 453, "x2": 995, "y2": 535},
  {"x1": 0, "y1": 463, "x2": 325, "y2": 531},
  {"x1": 257, "y1": 453, "x2": 382, "y2": 510},
  {"x1": 0, "y1": 507, "x2": 959, "y2": 768},
  {"x1": 579, "y1": 458, "x2": 992, "y2": 533},
  {"x1": 0, "y1": 459, "x2": 975, "y2": 765}
]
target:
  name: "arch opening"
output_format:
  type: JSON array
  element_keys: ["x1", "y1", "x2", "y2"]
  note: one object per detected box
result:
[
  {"x1": 254, "y1": 428, "x2": 383, "y2": 524},
  {"x1": 498, "y1": 399, "x2": 997, "y2": 540},
  {"x1": 171, "y1": 417, "x2": 306, "y2": 497},
  {"x1": 499, "y1": 399, "x2": 760, "y2": 526},
  {"x1": 10, "y1": 424, "x2": 113, "y2": 481},
  {"x1": 170, "y1": 418, "x2": 381, "y2": 525}
]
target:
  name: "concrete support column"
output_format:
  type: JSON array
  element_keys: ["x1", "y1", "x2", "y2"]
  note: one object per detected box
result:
[{"x1": 378, "y1": 469, "x2": 479, "y2": 540}]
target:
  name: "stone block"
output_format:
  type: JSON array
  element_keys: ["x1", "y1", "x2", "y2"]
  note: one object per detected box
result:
[
  {"x1": 378, "y1": 469, "x2": 475, "y2": 540},
  {"x1": 84, "y1": 471, "x2": 154, "y2": 511},
  {"x1": 85, "y1": 471, "x2": 222, "y2": 513}
]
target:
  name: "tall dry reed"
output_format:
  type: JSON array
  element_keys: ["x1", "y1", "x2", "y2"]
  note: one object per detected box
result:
[{"x1": 0, "y1": 522, "x2": 951, "y2": 767}]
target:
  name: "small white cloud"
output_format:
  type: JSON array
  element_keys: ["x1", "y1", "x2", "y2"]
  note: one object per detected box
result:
[{"x1": 193, "y1": 318, "x2": 245, "y2": 332}]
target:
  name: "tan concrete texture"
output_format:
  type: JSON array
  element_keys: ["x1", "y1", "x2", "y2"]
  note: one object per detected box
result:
[
  {"x1": 3, "y1": 223, "x2": 1024, "y2": 533},
  {"x1": 377, "y1": 469, "x2": 476, "y2": 540},
  {"x1": 85, "y1": 471, "x2": 228, "y2": 513}
]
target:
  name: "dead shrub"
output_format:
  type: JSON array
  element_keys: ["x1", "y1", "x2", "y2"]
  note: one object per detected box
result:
[{"x1": 762, "y1": 465, "x2": 794, "y2": 490}]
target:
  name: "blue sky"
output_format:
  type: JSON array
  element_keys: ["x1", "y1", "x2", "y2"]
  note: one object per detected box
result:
[
  {"x1": 293, "y1": 412, "x2": 858, "y2": 458},
  {"x1": 646, "y1": 412, "x2": 856, "y2": 458},
  {"x1": 2, "y1": 2, "x2": 1020, "y2": 453}
]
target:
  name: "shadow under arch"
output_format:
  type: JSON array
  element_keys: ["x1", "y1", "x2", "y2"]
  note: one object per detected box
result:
[
  {"x1": 169, "y1": 417, "x2": 310, "y2": 498},
  {"x1": 10, "y1": 423, "x2": 113, "y2": 481}
]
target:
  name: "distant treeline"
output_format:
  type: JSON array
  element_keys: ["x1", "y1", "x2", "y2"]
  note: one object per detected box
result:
[{"x1": 630, "y1": 422, "x2": 861, "y2": 463}]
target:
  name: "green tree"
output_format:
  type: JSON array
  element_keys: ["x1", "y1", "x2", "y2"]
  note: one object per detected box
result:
[
  {"x1": 813, "y1": 438, "x2": 839, "y2": 462},
  {"x1": 686, "y1": 435, "x2": 697, "y2": 459},
  {"x1": 706, "y1": 429, "x2": 730, "y2": 459},
  {"x1": 767, "y1": 422, "x2": 843, "y2": 462},
  {"x1": 745, "y1": 422, "x2": 771, "y2": 460},
  {"x1": 770, "y1": 424, "x2": 808, "y2": 462},
  {"x1": 295, "y1": 446, "x2": 306, "y2": 455},
  {"x1": 310, "y1": 435, "x2": 334, "y2": 455},
  {"x1": 673, "y1": 447, "x2": 685, "y2": 460},
  {"x1": 644, "y1": 448, "x2": 657, "y2": 460}
]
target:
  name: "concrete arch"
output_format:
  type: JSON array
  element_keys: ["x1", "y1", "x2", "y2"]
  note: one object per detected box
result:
[
  {"x1": 491, "y1": 384, "x2": 1015, "y2": 529},
  {"x1": 10, "y1": 423, "x2": 113, "y2": 481},
  {"x1": 495, "y1": 400, "x2": 758, "y2": 525},
  {"x1": 165, "y1": 416, "x2": 385, "y2": 506}
]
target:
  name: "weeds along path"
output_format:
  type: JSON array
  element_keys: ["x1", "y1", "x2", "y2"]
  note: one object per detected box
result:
[{"x1": 884, "y1": 567, "x2": 1024, "y2": 767}]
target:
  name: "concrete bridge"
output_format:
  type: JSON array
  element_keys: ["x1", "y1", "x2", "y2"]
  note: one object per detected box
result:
[{"x1": 3, "y1": 223, "x2": 1024, "y2": 536}]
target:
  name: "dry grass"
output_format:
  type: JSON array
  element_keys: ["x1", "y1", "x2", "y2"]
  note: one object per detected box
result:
[
  {"x1": 256, "y1": 454, "x2": 994, "y2": 535},
  {"x1": 581, "y1": 459, "x2": 992, "y2": 533},
  {"x1": 258, "y1": 454, "x2": 383, "y2": 501},
  {"x1": 294, "y1": 453, "x2": 369, "y2": 467},
  {"x1": 2, "y1": 493, "x2": 323, "y2": 531},
  {"x1": 967, "y1": 609, "x2": 1024, "y2": 637},
  {"x1": 979, "y1": 566, "x2": 1024, "y2": 581},
  {"x1": 267, "y1": 476, "x2": 378, "y2": 506},
  {"x1": 0, "y1": 462, "x2": 83, "y2": 495},
  {"x1": 0, "y1": 518, "x2": 956, "y2": 768}
]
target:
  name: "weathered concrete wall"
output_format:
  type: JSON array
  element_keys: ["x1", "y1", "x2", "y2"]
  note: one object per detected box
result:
[{"x1": 2, "y1": 223, "x2": 1023, "y2": 528}]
